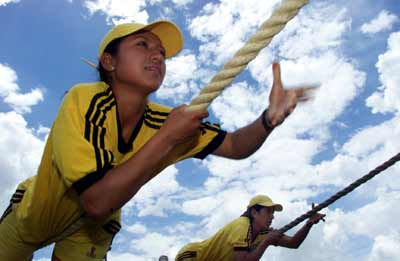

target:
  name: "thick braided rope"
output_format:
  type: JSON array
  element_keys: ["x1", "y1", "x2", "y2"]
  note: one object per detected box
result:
[
  {"x1": 277, "y1": 152, "x2": 400, "y2": 233},
  {"x1": 187, "y1": 0, "x2": 309, "y2": 111}
]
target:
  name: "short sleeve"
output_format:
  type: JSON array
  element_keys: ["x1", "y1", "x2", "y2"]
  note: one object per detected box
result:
[
  {"x1": 52, "y1": 90, "x2": 114, "y2": 194},
  {"x1": 252, "y1": 228, "x2": 274, "y2": 247},
  {"x1": 171, "y1": 121, "x2": 226, "y2": 161},
  {"x1": 193, "y1": 122, "x2": 227, "y2": 159},
  {"x1": 226, "y1": 218, "x2": 251, "y2": 252}
]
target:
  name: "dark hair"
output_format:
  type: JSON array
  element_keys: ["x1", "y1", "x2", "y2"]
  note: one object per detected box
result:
[
  {"x1": 98, "y1": 29, "x2": 149, "y2": 85},
  {"x1": 98, "y1": 37, "x2": 124, "y2": 85},
  {"x1": 242, "y1": 204, "x2": 266, "y2": 222}
]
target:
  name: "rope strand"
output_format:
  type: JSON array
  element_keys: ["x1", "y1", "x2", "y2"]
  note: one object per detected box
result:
[
  {"x1": 187, "y1": 0, "x2": 309, "y2": 111},
  {"x1": 278, "y1": 152, "x2": 400, "y2": 233}
]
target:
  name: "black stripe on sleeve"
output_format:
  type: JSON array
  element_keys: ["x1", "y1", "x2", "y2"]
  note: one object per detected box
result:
[
  {"x1": 176, "y1": 251, "x2": 197, "y2": 260},
  {"x1": 233, "y1": 246, "x2": 250, "y2": 252},
  {"x1": 84, "y1": 88, "x2": 112, "y2": 141},
  {"x1": 108, "y1": 220, "x2": 121, "y2": 229},
  {"x1": 0, "y1": 204, "x2": 12, "y2": 224},
  {"x1": 103, "y1": 220, "x2": 121, "y2": 235},
  {"x1": 145, "y1": 113, "x2": 167, "y2": 123},
  {"x1": 72, "y1": 164, "x2": 113, "y2": 195},
  {"x1": 143, "y1": 119, "x2": 162, "y2": 129},
  {"x1": 82, "y1": 88, "x2": 115, "y2": 188},
  {"x1": 146, "y1": 107, "x2": 170, "y2": 117},
  {"x1": 194, "y1": 130, "x2": 227, "y2": 159}
]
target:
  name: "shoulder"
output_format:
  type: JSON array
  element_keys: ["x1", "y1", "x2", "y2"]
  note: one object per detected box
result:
[
  {"x1": 62, "y1": 81, "x2": 112, "y2": 110},
  {"x1": 67, "y1": 81, "x2": 110, "y2": 101},
  {"x1": 224, "y1": 216, "x2": 250, "y2": 234},
  {"x1": 146, "y1": 101, "x2": 172, "y2": 114}
]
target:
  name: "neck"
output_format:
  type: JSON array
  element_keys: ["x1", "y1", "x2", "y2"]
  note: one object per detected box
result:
[
  {"x1": 112, "y1": 82, "x2": 148, "y2": 125},
  {"x1": 251, "y1": 223, "x2": 262, "y2": 240}
]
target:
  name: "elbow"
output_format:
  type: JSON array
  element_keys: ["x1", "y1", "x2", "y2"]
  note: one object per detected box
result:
[
  {"x1": 227, "y1": 151, "x2": 253, "y2": 160},
  {"x1": 80, "y1": 194, "x2": 110, "y2": 220}
]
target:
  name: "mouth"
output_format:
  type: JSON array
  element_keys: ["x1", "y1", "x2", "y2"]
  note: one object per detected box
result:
[{"x1": 145, "y1": 64, "x2": 162, "y2": 76}]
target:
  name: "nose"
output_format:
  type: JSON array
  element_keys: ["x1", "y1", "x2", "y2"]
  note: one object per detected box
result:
[{"x1": 150, "y1": 48, "x2": 165, "y2": 64}]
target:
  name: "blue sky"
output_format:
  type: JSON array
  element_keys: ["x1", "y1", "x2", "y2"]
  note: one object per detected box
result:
[{"x1": 1, "y1": 0, "x2": 400, "y2": 260}]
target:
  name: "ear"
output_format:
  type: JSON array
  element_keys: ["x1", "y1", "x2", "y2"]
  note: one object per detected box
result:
[
  {"x1": 100, "y1": 53, "x2": 115, "y2": 72},
  {"x1": 250, "y1": 208, "x2": 257, "y2": 218}
]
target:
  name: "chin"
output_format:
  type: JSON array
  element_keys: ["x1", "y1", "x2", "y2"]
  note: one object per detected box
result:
[{"x1": 144, "y1": 83, "x2": 161, "y2": 94}]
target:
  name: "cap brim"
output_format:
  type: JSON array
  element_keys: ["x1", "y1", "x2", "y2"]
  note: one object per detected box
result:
[
  {"x1": 272, "y1": 204, "x2": 283, "y2": 212},
  {"x1": 259, "y1": 202, "x2": 283, "y2": 212},
  {"x1": 144, "y1": 20, "x2": 183, "y2": 58}
]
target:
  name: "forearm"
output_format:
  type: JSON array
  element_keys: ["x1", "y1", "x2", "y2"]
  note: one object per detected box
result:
[
  {"x1": 229, "y1": 115, "x2": 272, "y2": 159},
  {"x1": 81, "y1": 132, "x2": 174, "y2": 219},
  {"x1": 234, "y1": 237, "x2": 274, "y2": 261},
  {"x1": 287, "y1": 223, "x2": 313, "y2": 248}
]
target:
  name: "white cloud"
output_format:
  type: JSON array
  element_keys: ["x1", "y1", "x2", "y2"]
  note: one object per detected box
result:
[
  {"x1": 130, "y1": 232, "x2": 180, "y2": 259},
  {"x1": 0, "y1": 64, "x2": 46, "y2": 213},
  {"x1": 125, "y1": 222, "x2": 147, "y2": 234},
  {"x1": 171, "y1": 0, "x2": 193, "y2": 6},
  {"x1": 189, "y1": 0, "x2": 280, "y2": 66},
  {"x1": 0, "y1": 111, "x2": 46, "y2": 212},
  {"x1": 125, "y1": 165, "x2": 181, "y2": 217},
  {"x1": 272, "y1": 3, "x2": 350, "y2": 60},
  {"x1": 366, "y1": 31, "x2": 400, "y2": 114},
  {"x1": 0, "y1": 63, "x2": 44, "y2": 114},
  {"x1": 4, "y1": 88, "x2": 44, "y2": 114},
  {"x1": 83, "y1": 0, "x2": 150, "y2": 25},
  {"x1": 0, "y1": 63, "x2": 19, "y2": 96},
  {"x1": 157, "y1": 52, "x2": 202, "y2": 103},
  {"x1": 369, "y1": 232, "x2": 400, "y2": 261},
  {"x1": 0, "y1": 0, "x2": 19, "y2": 6},
  {"x1": 181, "y1": 195, "x2": 220, "y2": 216},
  {"x1": 361, "y1": 10, "x2": 398, "y2": 35},
  {"x1": 107, "y1": 252, "x2": 147, "y2": 261}
]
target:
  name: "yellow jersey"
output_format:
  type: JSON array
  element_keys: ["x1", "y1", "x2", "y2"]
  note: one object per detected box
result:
[
  {"x1": 12, "y1": 81, "x2": 226, "y2": 244},
  {"x1": 176, "y1": 216, "x2": 271, "y2": 261}
]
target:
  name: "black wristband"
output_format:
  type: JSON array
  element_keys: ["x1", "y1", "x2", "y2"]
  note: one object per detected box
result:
[{"x1": 261, "y1": 108, "x2": 275, "y2": 132}]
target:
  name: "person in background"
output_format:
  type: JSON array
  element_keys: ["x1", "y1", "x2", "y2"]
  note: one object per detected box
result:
[
  {"x1": 159, "y1": 255, "x2": 169, "y2": 261},
  {"x1": 176, "y1": 195, "x2": 325, "y2": 261}
]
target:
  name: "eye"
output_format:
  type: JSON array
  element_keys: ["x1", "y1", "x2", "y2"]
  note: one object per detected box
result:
[
  {"x1": 160, "y1": 49, "x2": 166, "y2": 58},
  {"x1": 136, "y1": 40, "x2": 148, "y2": 48}
]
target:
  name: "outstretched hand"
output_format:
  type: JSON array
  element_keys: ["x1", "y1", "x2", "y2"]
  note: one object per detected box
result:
[
  {"x1": 307, "y1": 203, "x2": 326, "y2": 226},
  {"x1": 266, "y1": 62, "x2": 318, "y2": 127}
]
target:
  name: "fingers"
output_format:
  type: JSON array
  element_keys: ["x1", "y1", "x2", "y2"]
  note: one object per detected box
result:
[
  {"x1": 272, "y1": 62, "x2": 282, "y2": 87},
  {"x1": 294, "y1": 84, "x2": 320, "y2": 103},
  {"x1": 179, "y1": 105, "x2": 209, "y2": 120}
]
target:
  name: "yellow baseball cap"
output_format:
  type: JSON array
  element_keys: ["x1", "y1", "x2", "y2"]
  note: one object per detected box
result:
[
  {"x1": 98, "y1": 20, "x2": 183, "y2": 59},
  {"x1": 247, "y1": 195, "x2": 283, "y2": 212}
]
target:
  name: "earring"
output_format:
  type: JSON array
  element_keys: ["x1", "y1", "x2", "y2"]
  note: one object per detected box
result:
[{"x1": 111, "y1": 66, "x2": 115, "y2": 71}]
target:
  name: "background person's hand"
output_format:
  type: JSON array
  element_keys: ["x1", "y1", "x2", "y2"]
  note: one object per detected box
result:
[{"x1": 306, "y1": 203, "x2": 326, "y2": 226}]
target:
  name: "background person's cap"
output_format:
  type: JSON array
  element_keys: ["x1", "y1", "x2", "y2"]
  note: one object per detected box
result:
[
  {"x1": 98, "y1": 20, "x2": 183, "y2": 59},
  {"x1": 247, "y1": 195, "x2": 283, "y2": 211}
]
